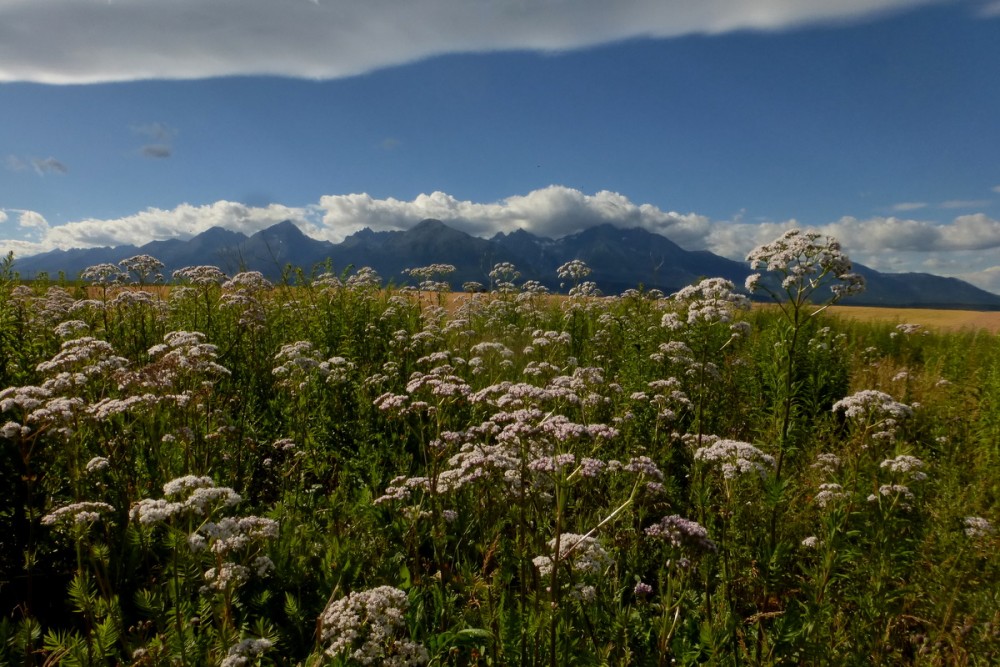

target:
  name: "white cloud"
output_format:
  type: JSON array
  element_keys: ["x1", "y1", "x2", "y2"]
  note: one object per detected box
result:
[
  {"x1": 980, "y1": 1, "x2": 1000, "y2": 17},
  {"x1": 992, "y1": 185, "x2": 1000, "y2": 194},
  {"x1": 960, "y1": 266, "x2": 1000, "y2": 293},
  {"x1": 18, "y1": 210, "x2": 49, "y2": 233},
  {"x1": 891, "y1": 202, "x2": 928, "y2": 212},
  {"x1": 0, "y1": 210, "x2": 8, "y2": 224},
  {"x1": 9, "y1": 201, "x2": 311, "y2": 254},
  {"x1": 6, "y1": 155, "x2": 67, "y2": 175},
  {"x1": 5, "y1": 187, "x2": 1000, "y2": 294},
  {"x1": 313, "y1": 186, "x2": 711, "y2": 245},
  {"x1": 0, "y1": 0, "x2": 943, "y2": 84},
  {"x1": 939, "y1": 199, "x2": 991, "y2": 209}
]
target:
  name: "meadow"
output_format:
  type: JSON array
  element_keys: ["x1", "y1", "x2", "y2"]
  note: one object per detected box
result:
[{"x1": 0, "y1": 231, "x2": 997, "y2": 666}]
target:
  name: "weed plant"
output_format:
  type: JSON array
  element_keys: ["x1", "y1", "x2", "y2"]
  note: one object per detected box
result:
[{"x1": 0, "y1": 236, "x2": 997, "y2": 666}]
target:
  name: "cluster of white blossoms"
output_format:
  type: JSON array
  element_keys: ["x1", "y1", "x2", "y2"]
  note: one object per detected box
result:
[
  {"x1": 665, "y1": 277, "x2": 751, "y2": 329},
  {"x1": 130, "y1": 476, "x2": 241, "y2": 525},
  {"x1": 41, "y1": 501, "x2": 115, "y2": 530},
  {"x1": 345, "y1": 266, "x2": 382, "y2": 290},
  {"x1": 119, "y1": 254, "x2": 165, "y2": 284},
  {"x1": 963, "y1": 516, "x2": 994, "y2": 539},
  {"x1": 171, "y1": 265, "x2": 228, "y2": 287},
  {"x1": 219, "y1": 638, "x2": 273, "y2": 667},
  {"x1": 644, "y1": 515, "x2": 717, "y2": 557},
  {"x1": 319, "y1": 586, "x2": 428, "y2": 666},
  {"x1": 832, "y1": 390, "x2": 913, "y2": 442},
  {"x1": 744, "y1": 229, "x2": 865, "y2": 302},
  {"x1": 693, "y1": 438, "x2": 775, "y2": 480},
  {"x1": 533, "y1": 533, "x2": 611, "y2": 578}
]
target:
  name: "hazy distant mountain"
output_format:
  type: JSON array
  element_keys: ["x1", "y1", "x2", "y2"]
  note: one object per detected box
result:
[{"x1": 12, "y1": 219, "x2": 1000, "y2": 309}]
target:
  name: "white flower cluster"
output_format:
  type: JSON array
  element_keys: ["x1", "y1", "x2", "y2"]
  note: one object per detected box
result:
[
  {"x1": 557, "y1": 260, "x2": 592, "y2": 281},
  {"x1": 41, "y1": 501, "x2": 115, "y2": 529},
  {"x1": 532, "y1": 533, "x2": 611, "y2": 578},
  {"x1": 171, "y1": 265, "x2": 227, "y2": 286},
  {"x1": 119, "y1": 254, "x2": 165, "y2": 283},
  {"x1": 879, "y1": 454, "x2": 928, "y2": 481},
  {"x1": 744, "y1": 229, "x2": 865, "y2": 301},
  {"x1": 832, "y1": 390, "x2": 912, "y2": 440},
  {"x1": 693, "y1": 438, "x2": 775, "y2": 480},
  {"x1": 130, "y1": 476, "x2": 241, "y2": 525},
  {"x1": 345, "y1": 266, "x2": 382, "y2": 290},
  {"x1": 81, "y1": 263, "x2": 127, "y2": 284},
  {"x1": 644, "y1": 515, "x2": 716, "y2": 556},
  {"x1": 814, "y1": 483, "x2": 848, "y2": 509},
  {"x1": 963, "y1": 516, "x2": 994, "y2": 539},
  {"x1": 669, "y1": 277, "x2": 751, "y2": 327},
  {"x1": 319, "y1": 586, "x2": 428, "y2": 666},
  {"x1": 219, "y1": 638, "x2": 273, "y2": 667},
  {"x1": 196, "y1": 516, "x2": 280, "y2": 555}
]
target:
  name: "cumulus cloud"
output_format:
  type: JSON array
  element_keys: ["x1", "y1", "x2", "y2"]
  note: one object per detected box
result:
[
  {"x1": 5, "y1": 201, "x2": 310, "y2": 254},
  {"x1": 312, "y1": 186, "x2": 711, "y2": 245},
  {"x1": 0, "y1": 0, "x2": 944, "y2": 84},
  {"x1": 960, "y1": 266, "x2": 1000, "y2": 293},
  {"x1": 0, "y1": 210, "x2": 8, "y2": 224},
  {"x1": 5, "y1": 187, "x2": 1000, "y2": 293},
  {"x1": 18, "y1": 210, "x2": 49, "y2": 233}
]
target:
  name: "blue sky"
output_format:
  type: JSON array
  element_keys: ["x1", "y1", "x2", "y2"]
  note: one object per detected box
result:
[{"x1": 3, "y1": 0, "x2": 1000, "y2": 291}]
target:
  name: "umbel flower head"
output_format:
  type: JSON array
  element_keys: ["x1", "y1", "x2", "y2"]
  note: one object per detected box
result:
[
  {"x1": 319, "y1": 586, "x2": 428, "y2": 666},
  {"x1": 745, "y1": 229, "x2": 865, "y2": 304}
]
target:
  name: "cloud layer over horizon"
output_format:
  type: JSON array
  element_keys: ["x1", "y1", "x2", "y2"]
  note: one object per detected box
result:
[
  {"x1": 0, "y1": 0, "x2": 944, "y2": 84},
  {"x1": 3, "y1": 185, "x2": 1000, "y2": 294}
]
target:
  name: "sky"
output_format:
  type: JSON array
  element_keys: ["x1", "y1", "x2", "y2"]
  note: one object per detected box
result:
[{"x1": 2, "y1": 0, "x2": 1000, "y2": 292}]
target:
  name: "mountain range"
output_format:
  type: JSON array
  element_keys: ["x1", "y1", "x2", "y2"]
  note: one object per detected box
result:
[{"x1": 12, "y1": 219, "x2": 1000, "y2": 309}]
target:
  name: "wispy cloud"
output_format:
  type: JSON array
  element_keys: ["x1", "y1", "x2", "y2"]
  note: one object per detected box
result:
[
  {"x1": 140, "y1": 145, "x2": 172, "y2": 159},
  {"x1": 6, "y1": 155, "x2": 68, "y2": 175},
  {"x1": 939, "y1": 199, "x2": 991, "y2": 209},
  {"x1": 891, "y1": 202, "x2": 928, "y2": 212},
  {"x1": 0, "y1": 210, "x2": 8, "y2": 224},
  {"x1": 132, "y1": 122, "x2": 177, "y2": 159},
  {"x1": 0, "y1": 0, "x2": 946, "y2": 84}
]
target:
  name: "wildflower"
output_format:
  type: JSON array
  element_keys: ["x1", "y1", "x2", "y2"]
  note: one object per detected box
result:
[
  {"x1": 634, "y1": 581, "x2": 653, "y2": 596},
  {"x1": 801, "y1": 536, "x2": 821, "y2": 549},
  {"x1": 222, "y1": 271, "x2": 273, "y2": 292},
  {"x1": 693, "y1": 438, "x2": 775, "y2": 479},
  {"x1": 85, "y1": 456, "x2": 110, "y2": 474},
  {"x1": 319, "y1": 586, "x2": 428, "y2": 666},
  {"x1": 811, "y1": 452, "x2": 842, "y2": 476},
  {"x1": 645, "y1": 515, "x2": 717, "y2": 556},
  {"x1": 220, "y1": 638, "x2": 273, "y2": 667},
  {"x1": 880, "y1": 454, "x2": 928, "y2": 481},
  {"x1": 119, "y1": 254, "x2": 165, "y2": 283},
  {"x1": 172, "y1": 265, "x2": 227, "y2": 286},
  {"x1": 42, "y1": 501, "x2": 115, "y2": 529},
  {"x1": 533, "y1": 533, "x2": 611, "y2": 578},
  {"x1": 557, "y1": 260, "x2": 592, "y2": 281},
  {"x1": 814, "y1": 483, "x2": 848, "y2": 508},
  {"x1": 963, "y1": 516, "x2": 994, "y2": 539},
  {"x1": 745, "y1": 228, "x2": 865, "y2": 301}
]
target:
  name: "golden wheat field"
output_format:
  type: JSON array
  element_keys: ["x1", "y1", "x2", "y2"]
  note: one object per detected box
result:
[{"x1": 825, "y1": 304, "x2": 1000, "y2": 333}]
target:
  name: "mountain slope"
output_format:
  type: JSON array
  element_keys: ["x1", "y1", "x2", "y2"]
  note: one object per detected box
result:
[{"x1": 11, "y1": 219, "x2": 1000, "y2": 309}]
